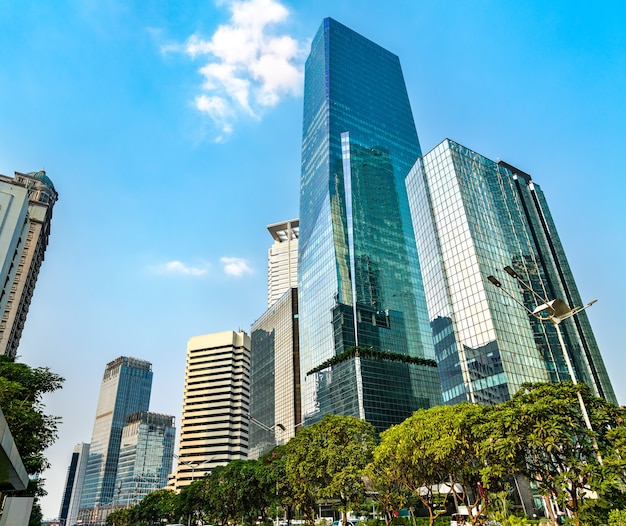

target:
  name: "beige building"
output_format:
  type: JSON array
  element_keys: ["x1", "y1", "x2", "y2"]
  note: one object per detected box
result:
[
  {"x1": 173, "y1": 330, "x2": 250, "y2": 490},
  {"x1": 0, "y1": 170, "x2": 58, "y2": 357},
  {"x1": 267, "y1": 219, "x2": 298, "y2": 308}
]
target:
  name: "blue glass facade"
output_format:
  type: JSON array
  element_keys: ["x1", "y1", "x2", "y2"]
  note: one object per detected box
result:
[
  {"x1": 406, "y1": 139, "x2": 616, "y2": 405},
  {"x1": 298, "y1": 18, "x2": 442, "y2": 432},
  {"x1": 501, "y1": 161, "x2": 616, "y2": 403},
  {"x1": 115, "y1": 412, "x2": 175, "y2": 507},
  {"x1": 78, "y1": 357, "x2": 153, "y2": 524}
]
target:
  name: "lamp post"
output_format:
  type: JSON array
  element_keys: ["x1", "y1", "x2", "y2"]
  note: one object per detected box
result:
[
  {"x1": 174, "y1": 455, "x2": 217, "y2": 526},
  {"x1": 174, "y1": 454, "x2": 216, "y2": 482},
  {"x1": 487, "y1": 266, "x2": 602, "y2": 464}
]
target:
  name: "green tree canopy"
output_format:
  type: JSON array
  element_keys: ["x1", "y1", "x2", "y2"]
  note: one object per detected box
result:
[
  {"x1": 373, "y1": 403, "x2": 491, "y2": 526},
  {"x1": 480, "y1": 382, "x2": 626, "y2": 525},
  {"x1": 0, "y1": 355, "x2": 64, "y2": 476},
  {"x1": 285, "y1": 414, "x2": 378, "y2": 524}
]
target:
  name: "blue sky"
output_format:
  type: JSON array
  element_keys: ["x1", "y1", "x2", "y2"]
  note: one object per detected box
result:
[{"x1": 1, "y1": 0, "x2": 625, "y2": 519}]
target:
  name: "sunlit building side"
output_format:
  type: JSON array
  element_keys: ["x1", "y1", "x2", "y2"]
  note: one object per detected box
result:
[
  {"x1": 267, "y1": 219, "x2": 299, "y2": 308},
  {"x1": 406, "y1": 139, "x2": 616, "y2": 404},
  {"x1": 0, "y1": 170, "x2": 58, "y2": 358},
  {"x1": 173, "y1": 331, "x2": 249, "y2": 490},
  {"x1": 78, "y1": 357, "x2": 152, "y2": 525}
]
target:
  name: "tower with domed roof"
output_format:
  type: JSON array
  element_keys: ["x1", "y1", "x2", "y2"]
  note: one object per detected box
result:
[{"x1": 0, "y1": 169, "x2": 58, "y2": 357}]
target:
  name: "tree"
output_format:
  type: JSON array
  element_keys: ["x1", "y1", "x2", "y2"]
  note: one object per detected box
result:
[
  {"x1": 132, "y1": 488, "x2": 180, "y2": 525},
  {"x1": 285, "y1": 414, "x2": 378, "y2": 525},
  {"x1": 0, "y1": 355, "x2": 64, "y2": 476},
  {"x1": 106, "y1": 507, "x2": 133, "y2": 526},
  {"x1": 372, "y1": 403, "x2": 491, "y2": 526},
  {"x1": 0, "y1": 355, "x2": 64, "y2": 525},
  {"x1": 258, "y1": 446, "x2": 300, "y2": 525},
  {"x1": 480, "y1": 382, "x2": 626, "y2": 526},
  {"x1": 362, "y1": 459, "x2": 409, "y2": 526}
]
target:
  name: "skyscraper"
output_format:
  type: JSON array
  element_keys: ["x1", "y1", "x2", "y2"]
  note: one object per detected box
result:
[
  {"x1": 249, "y1": 287, "x2": 300, "y2": 458},
  {"x1": 59, "y1": 443, "x2": 90, "y2": 526},
  {"x1": 267, "y1": 219, "x2": 299, "y2": 308},
  {"x1": 78, "y1": 357, "x2": 153, "y2": 525},
  {"x1": 115, "y1": 412, "x2": 175, "y2": 507},
  {"x1": 0, "y1": 170, "x2": 58, "y2": 357},
  {"x1": 173, "y1": 331, "x2": 249, "y2": 490},
  {"x1": 406, "y1": 139, "x2": 616, "y2": 405},
  {"x1": 298, "y1": 18, "x2": 442, "y2": 432}
]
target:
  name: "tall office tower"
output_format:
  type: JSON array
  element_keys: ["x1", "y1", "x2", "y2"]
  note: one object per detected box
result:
[
  {"x1": 78, "y1": 357, "x2": 153, "y2": 525},
  {"x1": 0, "y1": 170, "x2": 58, "y2": 357},
  {"x1": 59, "y1": 443, "x2": 90, "y2": 526},
  {"x1": 115, "y1": 412, "x2": 175, "y2": 507},
  {"x1": 406, "y1": 139, "x2": 616, "y2": 405},
  {"x1": 174, "y1": 331, "x2": 250, "y2": 490},
  {"x1": 249, "y1": 288, "x2": 300, "y2": 458},
  {"x1": 298, "y1": 18, "x2": 442, "y2": 432},
  {"x1": 267, "y1": 219, "x2": 299, "y2": 308}
]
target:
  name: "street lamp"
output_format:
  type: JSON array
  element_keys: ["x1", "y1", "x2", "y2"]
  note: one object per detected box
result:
[
  {"x1": 248, "y1": 416, "x2": 286, "y2": 433},
  {"x1": 487, "y1": 266, "x2": 602, "y2": 464},
  {"x1": 174, "y1": 454, "x2": 216, "y2": 482}
]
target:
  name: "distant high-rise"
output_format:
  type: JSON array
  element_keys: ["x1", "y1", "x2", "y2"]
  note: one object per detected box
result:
[
  {"x1": 59, "y1": 443, "x2": 89, "y2": 526},
  {"x1": 249, "y1": 287, "x2": 300, "y2": 458},
  {"x1": 78, "y1": 357, "x2": 153, "y2": 525},
  {"x1": 406, "y1": 139, "x2": 616, "y2": 404},
  {"x1": 267, "y1": 219, "x2": 299, "y2": 308},
  {"x1": 298, "y1": 18, "x2": 442, "y2": 432},
  {"x1": 115, "y1": 412, "x2": 175, "y2": 507},
  {"x1": 174, "y1": 331, "x2": 250, "y2": 490},
  {"x1": 0, "y1": 170, "x2": 58, "y2": 357}
]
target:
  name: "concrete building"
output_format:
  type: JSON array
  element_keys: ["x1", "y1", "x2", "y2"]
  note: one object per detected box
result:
[
  {"x1": 0, "y1": 170, "x2": 57, "y2": 358},
  {"x1": 267, "y1": 219, "x2": 299, "y2": 308},
  {"x1": 173, "y1": 331, "x2": 250, "y2": 490}
]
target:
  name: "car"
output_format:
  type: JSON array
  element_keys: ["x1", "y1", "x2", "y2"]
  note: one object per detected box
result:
[{"x1": 332, "y1": 520, "x2": 356, "y2": 526}]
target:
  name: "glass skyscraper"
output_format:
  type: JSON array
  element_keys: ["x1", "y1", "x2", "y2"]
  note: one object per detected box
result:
[
  {"x1": 250, "y1": 287, "x2": 300, "y2": 458},
  {"x1": 298, "y1": 18, "x2": 442, "y2": 432},
  {"x1": 78, "y1": 357, "x2": 153, "y2": 525},
  {"x1": 115, "y1": 411, "x2": 175, "y2": 507},
  {"x1": 406, "y1": 139, "x2": 616, "y2": 405}
]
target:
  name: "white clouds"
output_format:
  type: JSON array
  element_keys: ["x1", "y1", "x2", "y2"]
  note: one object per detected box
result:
[
  {"x1": 158, "y1": 260, "x2": 211, "y2": 276},
  {"x1": 220, "y1": 257, "x2": 253, "y2": 277},
  {"x1": 151, "y1": 257, "x2": 253, "y2": 278},
  {"x1": 178, "y1": 0, "x2": 306, "y2": 139}
]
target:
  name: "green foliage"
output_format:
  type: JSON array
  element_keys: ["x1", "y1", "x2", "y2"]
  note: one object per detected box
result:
[
  {"x1": 609, "y1": 509, "x2": 626, "y2": 526},
  {"x1": 106, "y1": 507, "x2": 133, "y2": 526},
  {"x1": 0, "y1": 355, "x2": 64, "y2": 526},
  {"x1": 104, "y1": 384, "x2": 626, "y2": 526},
  {"x1": 480, "y1": 382, "x2": 626, "y2": 524},
  {"x1": 286, "y1": 414, "x2": 378, "y2": 520},
  {"x1": 130, "y1": 488, "x2": 180, "y2": 524},
  {"x1": 0, "y1": 355, "x2": 64, "y2": 475},
  {"x1": 306, "y1": 346, "x2": 437, "y2": 376},
  {"x1": 373, "y1": 403, "x2": 490, "y2": 525}
]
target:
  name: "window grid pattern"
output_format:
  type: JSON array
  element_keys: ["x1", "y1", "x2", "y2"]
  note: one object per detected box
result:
[{"x1": 299, "y1": 18, "x2": 442, "y2": 433}]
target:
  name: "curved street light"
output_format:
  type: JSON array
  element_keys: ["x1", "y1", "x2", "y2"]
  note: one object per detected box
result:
[{"x1": 487, "y1": 266, "x2": 602, "y2": 464}]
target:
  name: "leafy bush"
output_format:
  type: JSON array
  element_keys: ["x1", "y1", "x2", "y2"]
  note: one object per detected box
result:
[{"x1": 609, "y1": 509, "x2": 626, "y2": 526}]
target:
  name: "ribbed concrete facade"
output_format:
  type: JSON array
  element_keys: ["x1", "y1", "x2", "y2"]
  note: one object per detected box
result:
[
  {"x1": 0, "y1": 170, "x2": 58, "y2": 358},
  {"x1": 174, "y1": 331, "x2": 250, "y2": 490},
  {"x1": 267, "y1": 219, "x2": 299, "y2": 308}
]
